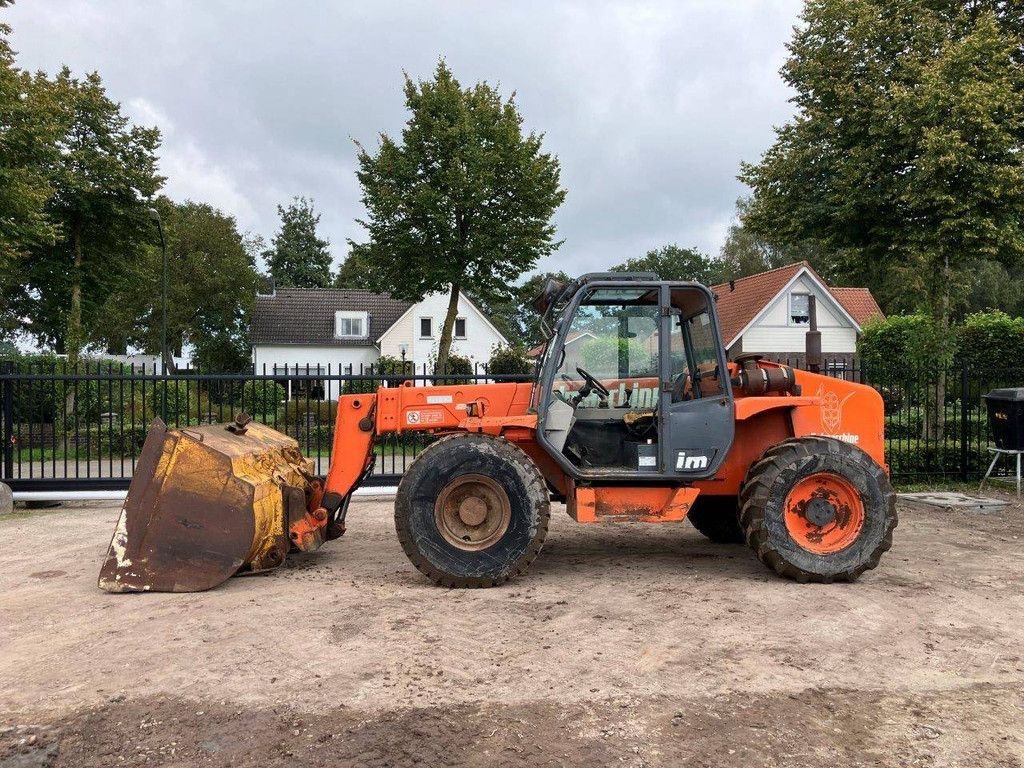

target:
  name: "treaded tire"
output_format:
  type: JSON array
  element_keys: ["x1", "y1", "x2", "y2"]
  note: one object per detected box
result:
[
  {"x1": 687, "y1": 496, "x2": 744, "y2": 543},
  {"x1": 395, "y1": 433, "x2": 550, "y2": 588},
  {"x1": 739, "y1": 436, "x2": 897, "y2": 583}
]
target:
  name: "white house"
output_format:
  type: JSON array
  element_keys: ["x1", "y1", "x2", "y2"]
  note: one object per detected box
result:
[
  {"x1": 251, "y1": 286, "x2": 509, "y2": 399},
  {"x1": 711, "y1": 261, "x2": 883, "y2": 375}
]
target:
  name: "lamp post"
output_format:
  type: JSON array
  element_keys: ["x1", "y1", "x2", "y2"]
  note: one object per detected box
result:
[
  {"x1": 148, "y1": 208, "x2": 168, "y2": 374},
  {"x1": 149, "y1": 208, "x2": 168, "y2": 422}
]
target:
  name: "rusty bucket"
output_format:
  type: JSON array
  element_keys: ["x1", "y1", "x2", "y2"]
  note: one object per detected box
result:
[{"x1": 98, "y1": 417, "x2": 325, "y2": 593}]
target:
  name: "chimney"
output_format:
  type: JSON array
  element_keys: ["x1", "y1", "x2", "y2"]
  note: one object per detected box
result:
[{"x1": 805, "y1": 294, "x2": 822, "y2": 374}]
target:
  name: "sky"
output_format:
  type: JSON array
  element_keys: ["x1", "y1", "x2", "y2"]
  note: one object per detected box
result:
[{"x1": 4, "y1": 0, "x2": 803, "y2": 278}]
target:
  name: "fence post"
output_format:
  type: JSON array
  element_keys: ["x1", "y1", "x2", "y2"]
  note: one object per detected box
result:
[
  {"x1": 1, "y1": 360, "x2": 13, "y2": 481},
  {"x1": 960, "y1": 363, "x2": 969, "y2": 482}
]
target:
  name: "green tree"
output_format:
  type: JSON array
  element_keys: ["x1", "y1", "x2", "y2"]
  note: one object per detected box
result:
[
  {"x1": 265, "y1": 197, "x2": 332, "y2": 288},
  {"x1": 611, "y1": 244, "x2": 725, "y2": 285},
  {"x1": 332, "y1": 247, "x2": 371, "y2": 289},
  {"x1": 97, "y1": 198, "x2": 261, "y2": 372},
  {"x1": 351, "y1": 60, "x2": 566, "y2": 374},
  {"x1": 0, "y1": 23, "x2": 63, "y2": 338},
  {"x1": 741, "y1": 1, "x2": 1024, "y2": 326},
  {"x1": 18, "y1": 68, "x2": 163, "y2": 364},
  {"x1": 0, "y1": 23, "x2": 59, "y2": 265},
  {"x1": 741, "y1": 1, "x2": 1024, "y2": 437},
  {"x1": 470, "y1": 270, "x2": 571, "y2": 349},
  {"x1": 718, "y1": 197, "x2": 831, "y2": 280}
]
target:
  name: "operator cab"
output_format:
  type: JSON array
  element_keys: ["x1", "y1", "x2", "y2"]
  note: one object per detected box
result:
[{"x1": 533, "y1": 275, "x2": 734, "y2": 481}]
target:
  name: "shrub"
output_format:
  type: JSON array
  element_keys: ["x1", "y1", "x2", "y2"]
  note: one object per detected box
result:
[
  {"x1": 487, "y1": 345, "x2": 532, "y2": 378},
  {"x1": 435, "y1": 354, "x2": 473, "y2": 385},
  {"x1": 886, "y1": 439, "x2": 987, "y2": 484},
  {"x1": 279, "y1": 399, "x2": 336, "y2": 428},
  {"x1": 241, "y1": 380, "x2": 286, "y2": 420},
  {"x1": 342, "y1": 355, "x2": 415, "y2": 394},
  {"x1": 956, "y1": 310, "x2": 1024, "y2": 374},
  {"x1": 858, "y1": 314, "x2": 951, "y2": 380}
]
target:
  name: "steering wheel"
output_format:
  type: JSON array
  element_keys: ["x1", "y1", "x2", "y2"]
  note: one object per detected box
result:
[
  {"x1": 576, "y1": 366, "x2": 609, "y2": 398},
  {"x1": 553, "y1": 373, "x2": 578, "y2": 405}
]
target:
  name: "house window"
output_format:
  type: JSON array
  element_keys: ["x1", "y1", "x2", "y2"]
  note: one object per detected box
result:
[
  {"x1": 790, "y1": 293, "x2": 810, "y2": 325},
  {"x1": 419, "y1": 317, "x2": 433, "y2": 338},
  {"x1": 455, "y1": 317, "x2": 467, "y2": 339},
  {"x1": 273, "y1": 364, "x2": 325, "y2": 401},
  {"x1": 335, "y1": 311, "x2": 368, "y2": 339}
]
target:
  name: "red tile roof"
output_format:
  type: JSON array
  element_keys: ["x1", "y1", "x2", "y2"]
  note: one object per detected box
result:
[
  {"x1": 828, "y1": 287, "x2": 884, "y2": 327},
  {"x1": 710, "y1": 261, "x2": 884, "y2": 346},
  {"x1": 710, "y1": 262, "x2": 807, "y2": 346}
]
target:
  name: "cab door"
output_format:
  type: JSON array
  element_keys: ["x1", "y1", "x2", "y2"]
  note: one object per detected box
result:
[{"x1": 659, "y1": 284, "x2": 734, "y2": 479}]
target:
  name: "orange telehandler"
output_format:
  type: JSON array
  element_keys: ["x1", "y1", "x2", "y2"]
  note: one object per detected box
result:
[{"x1": 99, "y1": 273, "x2": 896, "y2": 593}]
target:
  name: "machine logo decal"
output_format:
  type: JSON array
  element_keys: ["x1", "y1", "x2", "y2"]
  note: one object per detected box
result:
[
  {"x1": 817, "y1": 386, "x2": 856, "y2": 433},
  {"x1": 676, "y1": 451, "x2": 709, "y2": 470}
]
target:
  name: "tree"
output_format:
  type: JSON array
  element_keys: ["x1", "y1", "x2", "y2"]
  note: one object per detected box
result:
[
  {"x1": 740, "y1": 1, "x2": 1024, "y2": 437},
  {"x1": 0, "y1": 23, "x2": 62, "y2": 338},
  {"x1": 718, "y1": 197, "x2": 816, "y2": 279},
  {"x1": 97, "y1": 198, "x2": 261, "y2": 372},
  {"x1": 18, "y1": 68, "x2": 163, "y2": 364},
  {"x1": 351, "y1": 60, "x2": 566, "y2": 374},
  {"x1": 0, "y1": 23, "x2": 59, "y2": 264},
  {"x1": 611, "y1": 244, "x2": 725, "y2": 285},
  {"x1": 265, "y1": 197, "x2": 332, "y2": 289},
  {"x1": 741, "y1": 1, "x2": 1024, "y2": 327},
  {"x1": 468, "y1": 270, "x2": 571, "y2": 349},
  {"x1": 332, "y1": 247, "x2": 372, "y2": 289}
]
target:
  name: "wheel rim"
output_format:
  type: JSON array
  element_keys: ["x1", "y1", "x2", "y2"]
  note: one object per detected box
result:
[
  {"x1": 434, "y1": 474, "x2": 512, "y2": 551},
  {"x1": 783, "y1": 472, "x2": 866, "y2": 555}
]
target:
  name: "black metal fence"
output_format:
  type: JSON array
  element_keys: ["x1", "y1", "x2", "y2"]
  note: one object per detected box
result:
[
  {"x1": 0, "y1": 357, "x2": 1020, "y2": 492},
  {"x1": 0, "y1": 360, "x2": 529, "y2": 493},
  {"x1": 768, "y1": 356, "x2": 1024, "y2": 484}
]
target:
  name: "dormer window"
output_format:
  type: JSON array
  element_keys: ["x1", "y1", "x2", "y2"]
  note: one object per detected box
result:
[
  {"x1": 790, "y1": 293, "x2": 810, "y2": 325},
  {"x1": 335, "y1": 311, "x2": 368, "y2": 338}
]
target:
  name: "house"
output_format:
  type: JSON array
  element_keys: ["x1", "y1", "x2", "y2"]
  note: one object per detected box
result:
[
  {"x1": 711, "y1": 261, "x2": 883, "y2": 374},
  {"x1": 251, "y1": 286, "x2": 509, "y2": 399},
  {"x1": 526, "y1": 329, "x2": 595, "y2": 369}
]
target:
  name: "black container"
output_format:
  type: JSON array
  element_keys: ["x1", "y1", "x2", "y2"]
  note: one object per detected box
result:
[
  {"x1": 984, "y1": 388, "x2": 1024, "y2": 450},
  {"x1": 625, "y1": 440, "x2": 659, "y2": 472}
]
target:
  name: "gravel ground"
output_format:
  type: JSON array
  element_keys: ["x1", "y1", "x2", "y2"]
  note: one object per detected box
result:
[{"x1": 1, "y1": 494, "x2": 1023, "y2": 767}]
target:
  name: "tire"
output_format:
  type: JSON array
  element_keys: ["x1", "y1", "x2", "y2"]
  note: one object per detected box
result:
[
  {"x1": 739, "y1": 436, "x2": 897, "y2": 583},
  {"x1": 395, "y1": 433, "x2": 550, "y2": 587},
  {"x1": 687, "y1": 496, "x2": 744, "y2": 543}
]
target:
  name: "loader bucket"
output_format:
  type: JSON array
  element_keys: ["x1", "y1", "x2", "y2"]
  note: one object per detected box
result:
[{"x1": 98, "y1": 417, "x2": 325, "y2": 593}]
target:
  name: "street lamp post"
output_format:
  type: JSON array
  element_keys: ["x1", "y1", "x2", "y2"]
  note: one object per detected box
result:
[
  {"x1": 148, "y1": 208, "x2": 168, "y2": 374},
  {"x1": 149, "y1": 208, "x2": 168, "y2": 421}
]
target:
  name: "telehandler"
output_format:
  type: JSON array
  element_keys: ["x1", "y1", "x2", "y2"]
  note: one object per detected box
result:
[{"x1": 99, "y1": 273, "x2": 896, "y2": 592}]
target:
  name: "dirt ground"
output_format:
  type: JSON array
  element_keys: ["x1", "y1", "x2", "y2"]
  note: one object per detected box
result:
[{"x1": 2, "y1": 493, "x2": 1023, "y2": 767}]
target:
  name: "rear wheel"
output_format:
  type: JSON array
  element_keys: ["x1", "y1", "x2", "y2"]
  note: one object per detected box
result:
[
  {"x1": 395, "y1": 434, "x2": 550, "y2": 587},
  {"x1": 687, "y1": 496, "x2": 743, "y2": 543},
  {"x1": 739, "y1": 436, "x2": 897, "y2": 583}
]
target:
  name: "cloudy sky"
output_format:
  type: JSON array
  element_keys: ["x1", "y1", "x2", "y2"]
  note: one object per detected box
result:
[{"x1": 5, "y1": 0, "x2": 803, "y2": 277}]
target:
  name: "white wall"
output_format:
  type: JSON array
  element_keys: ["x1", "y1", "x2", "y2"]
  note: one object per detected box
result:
[
  {"x1": 252, "y1": 344, "x2": 379, "y2": 400},
  {"x1": 378, "y1": 291, "x2": 506, "y2": 369},
  {"x1": 739, "y1": 273, "x2": 858, "y2": 354}
]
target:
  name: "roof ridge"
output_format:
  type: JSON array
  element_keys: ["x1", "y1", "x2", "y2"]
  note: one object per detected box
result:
[{"x1": 710, "y1": 260, "x2": 807, "y2": 290}]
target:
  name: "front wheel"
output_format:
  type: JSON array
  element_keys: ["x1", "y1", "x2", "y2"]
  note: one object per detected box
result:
[
  {"x1": 739, "y1": 436, "x2": 897, "y2": 583},
  {"x1": 395, "y1": 434, "x2": 550, "y2": 587}
]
